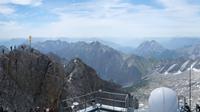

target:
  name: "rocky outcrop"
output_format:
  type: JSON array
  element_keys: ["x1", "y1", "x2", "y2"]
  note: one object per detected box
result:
[
  {"x1": 62, "y1": 58, "x2": 120, "y2": 98},
  {"x1": 0, "y1": 47, "x2": 122, "y2": 111},
  {"x1": 0, "y1": 48, "x2": 65, "y2": 111}
]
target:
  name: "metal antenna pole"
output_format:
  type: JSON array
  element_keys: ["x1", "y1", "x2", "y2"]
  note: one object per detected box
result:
[
  {"x1": 189, "y1": 66, "x2": 192, "y2": 108},
  {"x1": 29, "y1": 35, "x2": 32, "y2": 48}
]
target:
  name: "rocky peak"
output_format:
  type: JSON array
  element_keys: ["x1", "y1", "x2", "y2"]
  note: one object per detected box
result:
[
  {"x1": 0, "y1": 47, "x2": 122, "y2": 111},
  {"x1": 0, "y1": 48, "x2": 65, "y2": 111},
  {"x1": 135, "y1": 40, "x2": 166, "y2": 58},
  {"x1": 63, "y1": 58, "x2": 120, "y2": 97},
  {"x1": 138, "y1": 40, "x2": 164, "y2": 51},
  {"x1": 90, "y1": 41, "x2": 101, "y2": 46}
]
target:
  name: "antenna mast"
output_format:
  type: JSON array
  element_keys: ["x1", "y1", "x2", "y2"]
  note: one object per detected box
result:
[
  {"x1": 29, "y1": 35, "x2": 32, "y2": 48},
  {"x1": 189, "y1": 66, "x2": 192, "y2": 108}
]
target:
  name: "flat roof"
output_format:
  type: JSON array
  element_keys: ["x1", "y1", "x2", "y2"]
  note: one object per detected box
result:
[{"x1": 78, "y1": 104, "x2": 127, "y2": 112}]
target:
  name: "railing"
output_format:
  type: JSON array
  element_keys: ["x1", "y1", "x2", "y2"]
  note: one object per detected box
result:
[{"x1": 61, "y1": 90, "x2": 134, "y2": 112}]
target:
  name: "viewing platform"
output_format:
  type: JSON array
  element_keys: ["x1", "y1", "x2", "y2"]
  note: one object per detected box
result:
[{"x1": 61, "y1": 90, "x2": 138, "y2": 112}]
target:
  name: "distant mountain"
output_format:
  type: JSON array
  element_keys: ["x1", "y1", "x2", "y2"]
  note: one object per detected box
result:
[
  {"x1": 33, "y1": 40, "x2": 150, "y2": 85},
  {"x1": 153, "y1": 42, "x2": 200, "y2": 75},
  {"x1": 134, "y1": 40, "x2": 180, "y2": 60},
  {"x1": 134, "y1": 40, "x2": 166, "y2": 57},
  {"x1": 177, "y1": 43, "x2": 200, "y2": 59},
  {"x1": 95, "y1": 40, "x2": 135, "y2": 54},
  {"x1": 162, "y1": 37, "x2": 200, "y2": 49},
  {"x1": 0, "y1": 38, "x2": 27, "y2": 47}
]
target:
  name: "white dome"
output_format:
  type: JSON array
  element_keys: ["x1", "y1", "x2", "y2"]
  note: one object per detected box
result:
[{"x1": 148, "y1": 87, "x2": 178, "y2": 112}]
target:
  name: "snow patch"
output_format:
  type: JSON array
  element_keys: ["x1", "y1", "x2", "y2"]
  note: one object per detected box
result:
[
  {"x1": 74, "y1": 59, "x2": 78, "y2": 63},
  {"x1": 166, "y1": 64, "x2": 177, "y2": 72},
  {"x1": 180, "y1": 60, "x2": 190, "y2": 71},
  {"x1": 67, "y1": 73, "x2": 73, "y2": 83},
  {"x1": 159, "y1": 66, "x2": 165, "y2": 72},
  {"x1": 164, "y1": 71, "x2": 168, "y2": 75},
  {"x1": 191, "y1": 61, "x2": 198, "y2": 68},
  {"x1": 174, "y1": 70, "x2": 182, "y2": 75},
  {"x1": 192, "y1": 68, "x2": 200, "y2": 72}
]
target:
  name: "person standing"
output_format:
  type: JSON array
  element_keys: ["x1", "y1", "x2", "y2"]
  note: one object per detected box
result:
[
  {"x1": 196, "y1": 104, "x2": 200, "y2": 112},
  {"x1": 10, "y1": 46, "x2": 13, "y2": 51},
  {"x1": 3, "y1": 107, "x2": 8, "y2": 112},
  {"x1": 0, "y1": 106, "x2": 3, "y2": 112},
  {"x1": 14, "y1": 46, "x2": 16, "y2": 50},
  {"x1": 2, "y1": 49, "x2": 4, "y2": 54},
  {"x1": 184, "y1": 103, "x2": 191, "y2": 112},
  {"x1": 29, "y1": 108, "x2": 33, "y2": 112}
]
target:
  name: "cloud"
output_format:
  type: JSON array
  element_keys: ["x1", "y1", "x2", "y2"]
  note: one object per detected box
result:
[
  {"x1": 0, "y1": 0, "x2": 43, "y2": 15},
  {"x1": 0, "y1": 0, "x2": 42, "y2": 6},
  {"x1": 0, "y1": 21, "x2": 29, "y2": 38},
  {"x1": 0, "y1": 5, "x2": 15, "y2": 15},
  {"x1": 157, "y1": 0, "x2": 200, "y2": 16},
  {"x1": 35, "y1": 0, "x2": 199, "y2": 38},
  {"x1": 0, "y1": 0, "x2": 200, "y2": 39}
]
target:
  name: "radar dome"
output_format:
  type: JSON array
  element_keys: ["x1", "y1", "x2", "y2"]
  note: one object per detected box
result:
[{"x1": 148, "y1": 87, "x2": 178, "y2": 112}]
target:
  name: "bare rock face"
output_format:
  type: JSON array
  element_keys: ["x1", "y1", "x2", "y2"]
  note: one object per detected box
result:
[
  {"x1": 0, "y1": 48, "x2": 65, "y2": 111},
  {"x1": 63, "y1": 58, "x2": 121, "y2": 98}
]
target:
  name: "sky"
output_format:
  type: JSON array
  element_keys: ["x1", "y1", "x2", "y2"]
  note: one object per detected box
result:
[{"x1": 0, "y1": 0, "x2": 200, "y2": 40}]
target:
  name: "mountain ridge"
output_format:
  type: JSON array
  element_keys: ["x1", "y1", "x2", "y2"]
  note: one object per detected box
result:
[
  {"x1": 33, "y1": 40, "x2": 150, "y2": 85},
  {"x1": 0, "y1": 46, "x2": 121, "y2": 111}
]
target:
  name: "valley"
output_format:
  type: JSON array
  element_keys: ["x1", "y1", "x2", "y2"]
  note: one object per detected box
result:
[{"x1": 1, "y1": 37, "x2": 200, "y2": 111}]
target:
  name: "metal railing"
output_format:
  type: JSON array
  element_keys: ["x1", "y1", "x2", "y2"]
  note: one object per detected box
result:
[{"x1": 61, "y1": 90, "x2": 133, "y2": 112}]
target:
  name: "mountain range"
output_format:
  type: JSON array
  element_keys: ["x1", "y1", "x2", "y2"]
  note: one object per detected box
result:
[
  {"x1": 33, "y1": 40, "x2": 150, "y2": 85},
  {"x1": 1, "y1": 37, "x2": 200, "y2": 85},
  {"x1": 2, "y1": 37, "x2": 200, "y2": 111},
  {"x1": 0, "y1": 46, "x2": 120, "y2": 111}
]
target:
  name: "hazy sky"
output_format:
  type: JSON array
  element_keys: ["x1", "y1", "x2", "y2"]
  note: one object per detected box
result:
[{"x1": 0, "y1": 0, "x2": 200, "y2": 39}]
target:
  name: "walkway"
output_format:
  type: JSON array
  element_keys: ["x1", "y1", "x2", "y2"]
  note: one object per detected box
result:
[{"x1": 62, "y1": 90, "x2": 135, "y2": 112}]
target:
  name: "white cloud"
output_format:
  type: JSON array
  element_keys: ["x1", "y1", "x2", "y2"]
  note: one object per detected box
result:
[
  {"x1": 0, "y1": 5, "x2": 15, "y2": 15},
  {"x1": 33, "y1": 0, "x2": 200, "y2": 38},
  {"x1": 0, "y1": 0, "x2": 42, "y2": 15},
  {"x1": 0, "y1": 21, "x2": 29, "y2": 38},
  {"x1": 0, "y1": 0, "x2": 200, "y2": 39},
  {"x1": 157, "y1": 0, "x2": 200, "y2": 16},
  {"x1": 0, "y1": 0, "x2": 42, "y2": 6}
]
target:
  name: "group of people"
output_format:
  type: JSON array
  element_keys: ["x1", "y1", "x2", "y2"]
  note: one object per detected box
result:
[
  {"x1": 180, "y1": 103, "x2": 200, "y2": 112},
  {"x1": 28, "y1": 107, "x2": 53, "y2": 112},
  {"x1": 1, "y1": 45, "x2": 34, "y2": 55},
  {"x1": 180, "y1": 103, "x2": 191, "y2": 112},
  {"x1": 0, "y1": 106, "x2": 9, "y2": 112},
  {"x1": 196, "y1": 104, "x2": 200, "y2": 112},
  {"x1": 10, "y1": 46, "x2": 17, "y2": 52},
  {"x1": 1, "y1": 46, "x2": 16, "y2": 54},
  {"x1": 0, "y1": 106, "x2": 54, "y2": 112}
]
